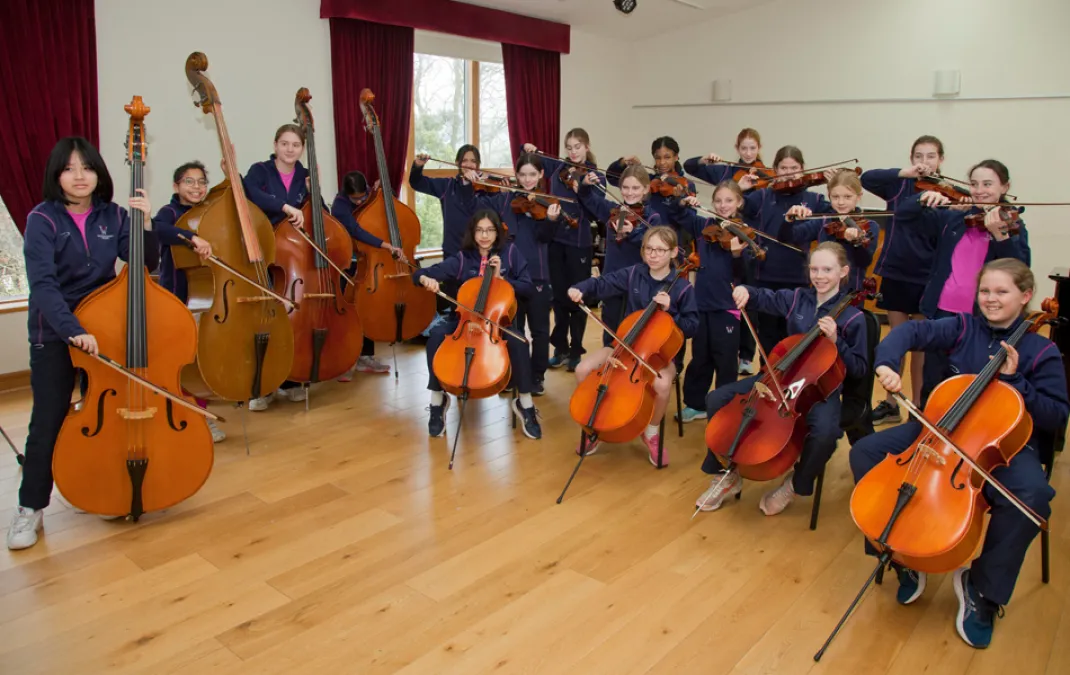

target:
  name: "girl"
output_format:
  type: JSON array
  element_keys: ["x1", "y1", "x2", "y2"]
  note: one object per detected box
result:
[
  {"x1": 330, "y1": 170, "x2": 406, "y2": 379},
  {"x1": 8, "y1": 137, "x2": 157, "y2": 551},
  {"x1": 412, "y1": 210, "x2": 542, "y2": 441},
  {"x1": 567, "y1": 226, "x2": 699, "y2": 466},
  {"x1": 849, "y1": 259, "x2": 1067, "y2": 649},
  {"x1": 670, "y1": 181, "x2": 747, "y2": 423},
  {"x1": 740, "y1": 146, "x2": 831, "y2": 355},
  {"x1": 684, "y1": 127, "x2": 771, "y2": 191},
  {"x1": 482, "y1": 153, "x2": 560, "y2": 395},
  {"x1": 522, "y1": 130, "x2": 604, "y2": 372},
  {"x1": 576, "y1": 164, "x2": 661, "y2": 345},
  {"x1": 409, "y1": 144, "x2": 486, "y2": 258},
  {"x1": 860, "y1": 135, "x2": 945, "y2": 425},
  {"x1": 786, "y1": 170, "x2": 879, "y2": 292},
  {"x1": 242, "y1": 124, "x2": 311, "y2": 411},
  {"x1": 607, "y1": 137, "x2": 696, "y2": 239},
  {"x1": 908, "y1": 159, "x2": 1030, "y2": 405},
  {"x1": 696, "y1": 242, "x2": 867, "y2": 515},
  {"x1": 152, "y1": 161, "x2": 223, "y2": 443}
]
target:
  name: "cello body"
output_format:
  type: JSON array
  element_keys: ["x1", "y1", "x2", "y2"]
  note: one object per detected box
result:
[{"x1": 851, "y1": 375, "x2": 1033, "y2": 574}]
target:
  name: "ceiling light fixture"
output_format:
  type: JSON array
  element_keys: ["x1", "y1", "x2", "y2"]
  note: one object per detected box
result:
[{"x1": 613, "y1": 0, "x2": 638, "y2": 14}]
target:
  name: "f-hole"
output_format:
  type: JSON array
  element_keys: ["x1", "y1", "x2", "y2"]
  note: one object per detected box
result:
[
  {"x1": 949, "y1": 457, "x2": 968, "y2": 490},
  {"x1": 165, "y1": 399, "x2": 188, "y2": 432},
  {"x1": 81, "y1": 389, "x2": 117, "y2": 437},
  {"x1": 214, "y1": 279, "x2": 233, "y2": 323}
]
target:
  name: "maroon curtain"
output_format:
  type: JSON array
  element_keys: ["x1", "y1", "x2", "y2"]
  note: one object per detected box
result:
[
  {"x1": 329, "y1": 18, "x2": 413, "y2": 192},
  {"x1": 502, "y1": 44, "x2": 561, "y2": 165},
  {"x1": 0, "y1": 0, "x2": 98, "y2": 234}
]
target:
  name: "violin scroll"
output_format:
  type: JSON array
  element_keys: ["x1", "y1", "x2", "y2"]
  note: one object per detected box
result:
[
  {"x1": 850, "y1": 277, "x2": 881, "y2": 307},
  {"x1": 1026, "y1": 297, "x2": 1061, "y2": 333},
  {"x1": 294, "y1": 87, "x2": 314, "y2": 130},
  {"x1": 184, "y1": 52, "x2": 220, "y2": 113}
]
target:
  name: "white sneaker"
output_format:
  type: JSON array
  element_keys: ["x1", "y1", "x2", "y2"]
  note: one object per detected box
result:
[
  {"x1": 695, "y1": 469, "x2": 742, "y2": 511},
  {"x1": 738, "y1": 360, "x2": 753, "y2": 375},
  {"x1": 759, "y1": 471, "x2": 796, "y2": 516},
  {"x1": 207, "y1": 419, "x2": 226, "y2": 443},
  {"x1": 278, "y1": 386, "x2": 307, "y2": 403},
  {"x1": 355, "y1": 355, "x2": 390, "y2": 374},
  {"x1": 7, "y1": 506, "x2": 43, "y2": 550},
  {"x1": 248, "y1": 394, "x2": 273, "y2": 412}
]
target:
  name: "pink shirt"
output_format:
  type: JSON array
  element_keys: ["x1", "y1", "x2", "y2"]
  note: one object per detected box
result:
[
  {"x1": 937, "y1": 227, "x2": 990, "y2": 314},
  {"x1": 279, "y1": 168, "x2": 295, "y2": 193},
  {"x1": 68, "y1": 209, "x2": 91, "y2": 250}
]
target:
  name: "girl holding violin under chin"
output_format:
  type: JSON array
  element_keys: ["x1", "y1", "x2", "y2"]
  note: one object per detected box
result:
[
  {"x1": 409, "y1": 144, "x2": 487, "y2": 258},
  {"x1": 567, "y1": 226, "x2": 699, "y2": 466},
  {"x1": 786, "y1": 170, "x2": 879, "y2": 293},
  {"x1": 481, "y1": 152, "x2": 560, "y2": 395},
  {"x1": 607, "y1": 136, "x2": 696, "y2": 240},
  {"x1": 412, "y1": 209, "x2": 543, "y2": 441},
  {"x1": 848, "y1": 259, "x2": 1068, "y2": 650},
  {"x1": 695, "y1": 242, "x2": 867, "y2": 515},
  {"x1": 669, "y1": 180, "x2": 749, "y2": 424},
  {"x1": 684, "y1": 127, "x2": 774, "y2": 192},
  {"x1": 574, "y1": 164, "x2": 662, "y2": 347},
  {"x1": 522, "y1": 130, "x2": 603, "y2": 372},
  {"x1": 904, "y1": 159, "x2": 1030, "y2": 405},
  {"x1": 8, "y1": 137, "x2": 158, "y2": 551}
]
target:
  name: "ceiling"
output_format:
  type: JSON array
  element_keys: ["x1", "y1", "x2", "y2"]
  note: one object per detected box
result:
[{"x1": 453, "y1": 0, "x2": 774, "y2": 40}]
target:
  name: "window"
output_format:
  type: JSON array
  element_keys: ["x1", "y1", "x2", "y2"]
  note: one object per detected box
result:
[
  {"x1": 0, "y1": 196, "x2": 28, "y2": 302},
  {"x1": 408, "y1": 53, "x2": 511, "y2": 251}
]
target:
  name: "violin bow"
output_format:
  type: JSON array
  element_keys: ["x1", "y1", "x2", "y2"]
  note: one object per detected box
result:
[
  {"x1": 424, "y1": 157, "x2": 517, "y2": 183},
  {"x1": 589, "y1": 183, "x2": 659, "y2": 232},
  {"x1": 573, "y1": 303, "x2": 660, "y2": 378},
  {"x1": 891, "y1": 393, "x2": 1048, "y2": 531},
  {"x1": 429, "y1": 290, "x2": 529, "y2": 344},
  {"x1": 504, "y1": 185, "x2": 577, "y2": 203},
  {"x1": 67, "y1": 340, "x2": 225, "y2": 422},
  {"x1": 291, "y1": 225, "x2": 359, "y2": 287},
  {"x1": 693, "y1": 206, "x2": 803, "y2": 253},
  {"x1": 529, "y1": 150, "x2": 609, "y2": 176},
  {"x1": 182, "y1": 240, "x2": 299, "y2": 311},
  {"x1": 929, "y1": 172, "x2": 1020, "y2": 201}
]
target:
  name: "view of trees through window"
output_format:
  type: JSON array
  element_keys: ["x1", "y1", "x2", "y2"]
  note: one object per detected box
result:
[
  {"x1": 411, "y1": 53, "x2": 510, "y2": 250},
  {"x1": 0, "y1": 196, "x2": 28, "y2": 301}
]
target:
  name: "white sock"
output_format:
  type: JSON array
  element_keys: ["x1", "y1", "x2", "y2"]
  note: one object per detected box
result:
[
  {"x1": 430, "y1": 391, "x2": 445, "y2": 406},
  {"x1": 518, "y1": 393, "x2": 534, "y2": 408},
  {"x1": 645, "y1": 424, "x2": 658, "y2": 438}
]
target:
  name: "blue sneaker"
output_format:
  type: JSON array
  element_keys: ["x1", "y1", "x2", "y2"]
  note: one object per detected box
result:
[
  {"x1": 547, "y1": 353, "x2": 567, "y2": 369},
  {"x1": 427, "y1": 397, "x2": 451, "y2": 438},
  {"x1": 675, "y1": 406, "x2": 708, "y2": 423},
  {"x1": 953, "y1": 568, "x2": 1001, "y2": 648},
  {"x1": 566, "y1": 356, "x2": 581, "y2": 372},
  {"x1": 893, "y1": 564, "x2": 926, "y2": 605},
  {"x1": 512, "y1": 399, "x2": 542, "y2": 440}
]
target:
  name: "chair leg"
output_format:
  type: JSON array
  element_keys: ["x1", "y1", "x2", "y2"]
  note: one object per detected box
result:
[
  {"x1": 1043, "y1": 460, "x2": 1052, "y2": 583},
  {"x1": 809, "y1": 468, "x2": 825, "y2": 531},
  {"x1": 657, "y1": 417, "x2": 666, "y2": 469},
  {"x1": 675, "y1": 375, "x2": 684, "y2": 438},
  {"x1": 511, "y1": 386, "x2": 518, "y2": 429},
  {"x1": 875, "y1": 563, "x2": 885, "y2": 586}
]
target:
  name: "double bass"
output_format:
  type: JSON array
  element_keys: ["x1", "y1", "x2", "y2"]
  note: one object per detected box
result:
[
  {"x1": 352, "y1": 89, "x2": 436, "y2": 343},
  {"x1": 53, "y1": 97, "x2": 214, "y2": 519},
  {"x1": 173, "y1": 52, "x2": 295, "y2": 402},
  {"x1": 272, "y1": 88, "x2": 363, "y2": 385}
]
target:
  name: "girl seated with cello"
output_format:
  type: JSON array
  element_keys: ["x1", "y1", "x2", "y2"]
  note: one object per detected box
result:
[
  {"x1": 482, "y1": 153, "x2": 561, "y2": 396},
  {"x1": 908, "y1": 159, "x2": 1030, "y2": 404},
  {"x1": 413, "y1": 210, "x2": 542, "y2": 440},
  {"x1": 8, "y1": 137, "x2": 157, "y2": 550},
  {"x1": 152, "y1": 161, "x2": 223, "y2": 442},
  {"x1": 330, "y1": 169, "x2": 406, "y2": 379},
  {"x1": 575, "y1": 164, "x2": 661, "y2": 345},
  {"x1": 849, "y1": 259, "x2": 1068, "y2": 649},
  {"x1": 786, "y1": 169, "x2": 879, "y2": 292},
  {"x1": 684, "y1": 127, "x2": 774, "y2": 192},
  {"x1": 567, "y1": 226, "x2": 698, "y2": 466},
  {"x1": 696, "y1": 242, "x2": 867, "y2": 514},
  {"x1": 242, "y1": 123, "x2": 310, "y2": 411}
]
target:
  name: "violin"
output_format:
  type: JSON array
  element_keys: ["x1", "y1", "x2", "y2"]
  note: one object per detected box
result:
[
  {"x1": 53, "y1": 96, "x2": 213, "y2": 520},
  {"x1": 964, "y1": 205, "x2": 1022, "y2": 235},
  {"x1": 649, "y1": 172, "x2": 696, "y2": 198},
  {"x1": 679, "y1": 245, "x2": 701, "y2": 276},
  {"x1": 733, "y1": 160, "x2": 775, "y2": 186},
  {"x1": 559, "y1": 164, "x2": 589, "y2": 187},
  {"x1": 472, "y1": 174, "x2": 516, "y2": 193},
  {"x1": 916, "y1": 178, "x2": 972, "y2": 203},
  {"x1": 823, "y1": 215, "x2": 874, "y2": 247},
  {"x1": 608, "y1": 203, "x2": 645, "y2": 242},
  {"x1": 772, "y1": 166, "x2": 862, "y2": 194},
  {"x1": 510, "y1": 193, "x2": 579, "y2": 228},
  {"x1": 700, "y1": 220, "x2": 767, "y2": 261},
  {"x1": 703, "y1": 280, "x2": 877, "y2": 482}
]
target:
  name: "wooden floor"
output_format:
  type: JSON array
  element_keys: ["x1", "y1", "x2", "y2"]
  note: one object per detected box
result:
[{"x1": 1, "y1": 322, "x2": 1068, "y2": 675}]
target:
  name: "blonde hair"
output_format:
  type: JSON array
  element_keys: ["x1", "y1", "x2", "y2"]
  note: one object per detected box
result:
[
  {"x1": 619, "y1": 163, "x2": 651, "y2": 194},
  {"x1": 811, "y1": 241, "x2": 850, "y2": 287},
  {"x1": 713, "y1": 179, "x2": 744, "y2": 203},
  {"x1": 978, "y1": 258, "x2": 1034, "y2": 294},
  {"x1": 828, "y1": 170, "x2": 863, "y2": 195},
  {"x1": 643, "y1": 225, "x2": 677, "y2": 251}
]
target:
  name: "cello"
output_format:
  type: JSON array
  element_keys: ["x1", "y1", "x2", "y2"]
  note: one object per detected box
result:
[
  {"x1": 272, "y1": 88, "x2": 363, "y2": 387},
  {"x1": 52, "y1": 97, "x2": 214, "y2": 520},
  {"x1": 352, "y1": 89, "x2": 436, "y2": 345},
  {"x1": 173, "y1": 52, "x2": 295, "y2": 403}
]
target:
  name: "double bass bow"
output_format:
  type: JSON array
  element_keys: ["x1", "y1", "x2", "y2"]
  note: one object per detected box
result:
[
  {"x1": 271, "y1": 88, "x2": 364, "y2": 392},
  {"x1": 174, "y1": 52, "x2": 295, "y2": 404},
  {"x1": 52, "y1": 97, "x2": 214, "y2": 521}
]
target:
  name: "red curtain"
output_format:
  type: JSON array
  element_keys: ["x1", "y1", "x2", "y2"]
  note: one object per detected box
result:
[
  {"x1": 0, "y1": 0, "x2": 98, "y2": 234},
  {"x1": 329, "y1": 18, "x2": 414, "y2": 192},
  {"x1": 502, "y1": 44, "x2": 561, "y2": 165}
]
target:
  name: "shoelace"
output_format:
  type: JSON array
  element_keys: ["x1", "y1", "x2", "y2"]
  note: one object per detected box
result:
[{"x1": 12, "y1": 512, "x2": 35, "y2": 532}]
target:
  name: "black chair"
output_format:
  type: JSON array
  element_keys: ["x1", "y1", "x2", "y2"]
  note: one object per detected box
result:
[{"x1": 1035, "y1": 423, "x2": 1063, "y2": 583}]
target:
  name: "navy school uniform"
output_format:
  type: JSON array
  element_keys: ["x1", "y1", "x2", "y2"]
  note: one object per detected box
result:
[
  {"x1": 411, "y1": 243, "x2": 536, "y2": 394},
  {"x1": 606, "y1": 159, "x2": 696, "y2": 242},
  {"x1": 742, "y1": 186, "x2": 832, "y2": 355},
  {"x1": 243, "y1": 156, "x2": 309, "y2": 226},
  {"x1": 151, "y1": 195, "x2": 194, "y2": 302},
  {"x1": 669, "y1": 201, "x2": 743, "y2": 410},
  {"x1": 407, "y1": 163, "x2": 483, "y2": 258},
  {"x1": 860, "y1": 169, "x2": 938, "y2": 314},
  {"x1": 702, "y1": 286, "x2": 868, "y2": 496},
  {"x1": 791, "y1": 208, "x2": 879, "y2": 292},
  {"x1": 484, "y1": 190, "x2": 556, "y2": 383},
  {"x1": 683, "y1": 157, "x2": 769, "y2": 193},
  {"x1": 849, "y1": 313, "x2": 1068, "y2": 605},
  {"x1": 535, "y1": 155, "x2": 604, "y2": 360},
  {"x1": 20, "y1": 199, "x2": 160, "y2": 511}
]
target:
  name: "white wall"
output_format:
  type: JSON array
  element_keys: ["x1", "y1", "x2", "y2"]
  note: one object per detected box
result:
[{"x1": 616, "y1": 0, "x2": 1070, "y2": 290}]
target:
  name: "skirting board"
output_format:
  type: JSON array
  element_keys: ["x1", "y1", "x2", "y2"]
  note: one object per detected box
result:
[{"x1": 0, "y1": 370, "x2": 30, "y2": 393}]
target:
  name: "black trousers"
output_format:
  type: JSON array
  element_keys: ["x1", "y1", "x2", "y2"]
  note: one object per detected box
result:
[
  {"x1": 362, "y1": 336, "x2": 375, "y2": 357},
  {"x1": 514, "y1": 281, "x2": 552, "y2": 383},
  {"x1": 19, "y1": 342, "x2": 76, "y2": 510},
  {"x1": 753, "y1": 279, "x2": 802, "y2": 356},
  {"x1": 549, "y1": 242, "x2": 592, "y2": 359},
  {"x1": 920, "y1": 308, "x2": 956, "y2": 406},
  {"x1": 683, "y1": 310, "x2": 741, "y2": 410},
  {"x1": 600, "y1": 295, "x2": 628, "y2": 348}
]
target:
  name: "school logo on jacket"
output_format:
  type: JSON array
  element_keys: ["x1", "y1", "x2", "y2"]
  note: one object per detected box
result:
[
  {"x1": 97, "y1": 224, "x2": 114, "y2": 240},
  {"x1": 726, "y1": 326, "x2": 734, "y2": 334}
]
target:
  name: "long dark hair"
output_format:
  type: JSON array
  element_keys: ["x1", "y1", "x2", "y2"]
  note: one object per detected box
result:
[
  {"x1": 342, "y1": 170, "x2": 369, "y2": 196},
  {"x1": 461, "y1": 209, "x2": 506, "y2": 252},
  {"x1": 43, "y1": 137, "x2": 113, "y2": 205},
  {"x1": 651, "y1": 136, "x2": 684, "y2": 174}
]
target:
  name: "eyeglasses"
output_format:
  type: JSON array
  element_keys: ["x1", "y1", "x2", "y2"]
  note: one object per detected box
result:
[
  {"x1": 181, "y1": 178, "x2": 208, "y2": 187},
  {"x1": 644, "y1": 246, "x2": 672, "y2": 255},
  {"x1": 475, "y1": 227, "x2": 497, "y2": 235}
]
